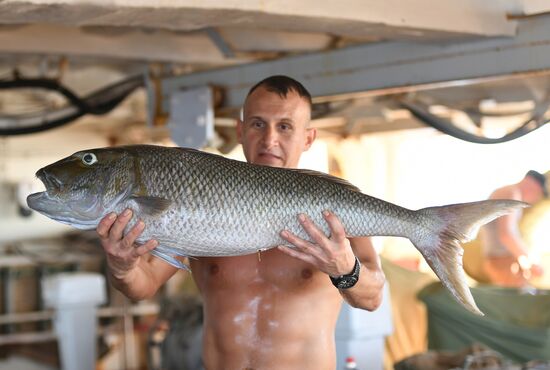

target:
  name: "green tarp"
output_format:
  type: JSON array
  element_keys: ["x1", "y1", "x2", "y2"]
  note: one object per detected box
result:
[{"x1": 418, "y1": 283, "x2": 550, "y2": 363}]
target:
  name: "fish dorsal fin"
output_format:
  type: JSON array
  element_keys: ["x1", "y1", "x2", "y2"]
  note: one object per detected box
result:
[
  {"x1": 131, "y1": 196, "x2": 172, "y2": 216},
  {"x1": 286, "y1": 168, "x2": 362, "y2": 193},
  {"x1": 171, "y1": 147, "x2": 362, "y2": 193}
]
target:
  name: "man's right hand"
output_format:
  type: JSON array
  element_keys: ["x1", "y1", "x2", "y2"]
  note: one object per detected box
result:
[
  {"x1": 96, "y1": 209, "x2": 159, "y2": 281},
  {"x1": 530, "y1": 263, "x2": 544, "y2": 278}
]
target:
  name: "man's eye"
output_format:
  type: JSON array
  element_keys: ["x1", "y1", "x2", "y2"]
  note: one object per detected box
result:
[
  {"x1": 279, "y1": 124, "x2": 291, "y2": 131},
  {"x1": 252, "y1": 121, "x2": 264, "y2": 128}
]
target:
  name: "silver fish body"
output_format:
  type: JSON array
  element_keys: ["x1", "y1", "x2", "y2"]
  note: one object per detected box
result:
[{"x1": 28, "y1": 145, "x2": 527, "y2": 315}]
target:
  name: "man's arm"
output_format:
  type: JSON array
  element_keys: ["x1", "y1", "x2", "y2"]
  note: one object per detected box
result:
[
  {"x1": 491, "y1": 187, "x2": 544, "y2": 277},
  {"x1": 490, "y1": 187, "x2": 529, "y2": 259},
  {"x1": 341, "y1": 236, "x2": 385, "y2": 309},
  {"x1": 277, "y1": 211, "x2": 385, "y2": 311},
  {"x1": 96, "y1": 209, "x2": 180, "y2": 301},
  {"x1": 495, "y1": 213, "x2": 530, "y2": 259},
  {"x1": 495, "y1": 213, "x2": 544, "y2": 277}
]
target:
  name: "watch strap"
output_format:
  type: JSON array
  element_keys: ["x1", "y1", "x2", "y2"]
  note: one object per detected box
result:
[{"x1": 330, "y1": 256, "x2": 360, "y2": 289}]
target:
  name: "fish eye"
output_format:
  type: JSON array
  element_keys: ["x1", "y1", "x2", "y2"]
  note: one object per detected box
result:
[{"x1": 82, "y1": 153, "x2": 98, "y2": 166}]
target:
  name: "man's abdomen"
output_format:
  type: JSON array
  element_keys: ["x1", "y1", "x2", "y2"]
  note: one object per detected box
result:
[{"x1": 192, "y1": 251, "x2": 342, "y2": 370}]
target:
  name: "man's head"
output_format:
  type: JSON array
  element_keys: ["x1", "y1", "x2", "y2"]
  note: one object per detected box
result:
[
  {"x1": 237, "y1": 75, "x2": 316, "y2": 168},
  {"x1": 525, "y1": 170, "x2": 548, "y2": 200}
]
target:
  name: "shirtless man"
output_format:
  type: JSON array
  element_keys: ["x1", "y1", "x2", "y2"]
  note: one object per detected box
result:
[
  {"x1": 481, "y1": 170, "x2": 547, "y2": 287},
  {"x1": 96, "y1": 75, "x2": 385, "y2": 370}
]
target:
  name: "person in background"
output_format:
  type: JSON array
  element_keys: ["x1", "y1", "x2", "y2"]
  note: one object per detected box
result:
[{"x1": 481, "y1": 170, "x2": 548, "y2": 287}]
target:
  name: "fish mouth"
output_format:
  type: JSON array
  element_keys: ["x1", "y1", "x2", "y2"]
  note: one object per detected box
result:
[
  {"x1": 26, "y1": 192, "x2": 99, "y2": 230},
  {"x1": 27, "y1": 170, "x2": 100, "y2": 230},
  {"x1": 27, "y1": 169, "x2": 62, "y2": 213},
  {"x1": 26, "y1": 191, "x2": 62, "y2": 215},
  {"x1": 36, "y1": 168, "x2": 62, "y2": 193},
  {"x1": 27, "y1": 169, "x2": 59, "y2": 213}
]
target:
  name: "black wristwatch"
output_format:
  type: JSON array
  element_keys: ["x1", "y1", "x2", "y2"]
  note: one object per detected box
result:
[{"x1": 330, "y1": 256, "x2": 360, "y2": 289}]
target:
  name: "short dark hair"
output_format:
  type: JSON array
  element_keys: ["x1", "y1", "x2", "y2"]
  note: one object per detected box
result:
[
  {"x1": 246, "y1": 75, "x2": 312, "y2": 108},
  {"x1": 526, "y1": 170, "x2": 548, "y2": 197}
]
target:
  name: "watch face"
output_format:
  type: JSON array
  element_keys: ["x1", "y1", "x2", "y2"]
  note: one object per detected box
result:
[
  {"x1": 336, "y1": 276, "x2": 358, "y2": 289},
  {"x1": 330, "y1": 256, "x2": 360, "y2": 289}
]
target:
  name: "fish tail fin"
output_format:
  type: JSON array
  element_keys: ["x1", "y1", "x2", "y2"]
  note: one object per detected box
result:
[{"x1": 411, "y1": 199, "x2": 528, "y2": 315}]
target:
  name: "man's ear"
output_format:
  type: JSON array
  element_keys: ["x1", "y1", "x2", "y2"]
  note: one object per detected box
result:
[
  {"x1": 304, "y1": 127, "x2": 317, "y2": 151},
  {"x1": 236, "y1": 119, "x2": 244, "y2": 144}
]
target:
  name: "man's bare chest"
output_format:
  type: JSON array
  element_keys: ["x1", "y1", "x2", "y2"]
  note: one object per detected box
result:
[{"x1": 190, "y1": 249, "x2": 324, "y2": 291}]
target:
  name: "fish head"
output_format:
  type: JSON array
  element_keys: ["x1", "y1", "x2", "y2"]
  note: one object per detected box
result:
[{"x1": 27, "y1": 147, "x2": 135, "y2": 229}]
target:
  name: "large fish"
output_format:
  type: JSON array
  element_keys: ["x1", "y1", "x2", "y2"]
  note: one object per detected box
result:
[{"x1": 27, "y1": 145, "x2": 526, "y2": 315}]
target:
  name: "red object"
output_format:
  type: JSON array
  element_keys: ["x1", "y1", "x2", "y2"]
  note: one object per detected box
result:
[{"x1": 345, "y1": 356, "x2": 358, "y2": 369}]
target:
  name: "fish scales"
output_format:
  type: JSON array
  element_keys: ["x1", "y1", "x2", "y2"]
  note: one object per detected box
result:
[{"x1": 130, "y1": 146, "x2": 413, "y2": 256}]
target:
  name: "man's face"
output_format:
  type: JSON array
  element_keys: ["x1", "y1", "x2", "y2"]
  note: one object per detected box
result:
[{"x1": 237, "y1": 86, "x2": 316, "y2": 169}]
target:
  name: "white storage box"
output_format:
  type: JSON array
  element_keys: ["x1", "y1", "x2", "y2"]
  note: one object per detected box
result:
[
  {"x1": 42, "y1": 272, "x2": 106, "y2": 308},
  {"x1": 335, "y1": 283, "x2": 393, "y2": 370}
]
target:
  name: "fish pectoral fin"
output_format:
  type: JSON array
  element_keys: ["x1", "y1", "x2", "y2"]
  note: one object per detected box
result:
[
  {"x1": 131, "y1": 196, "x2": 172, "y2": 216},
  {"x1": 150, "y1": 248, "x2": 190, "y2": 271}
]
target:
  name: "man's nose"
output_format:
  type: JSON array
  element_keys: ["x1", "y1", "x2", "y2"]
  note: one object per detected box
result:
[{"x1": 261, "y1": 126, "x2": 279, "y2": 147}]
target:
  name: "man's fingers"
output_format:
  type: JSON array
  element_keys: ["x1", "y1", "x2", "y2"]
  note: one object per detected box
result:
[
  {"x1": 277, "y1": 245, "x2": 316, "y2": 265},
  {"x1": 280, "y1": 230, "x2": 320, "y2": 258},
  {"x1": 109, "y1": 209, "x2": 133, "y2": 242},
  {"x1": 97, "y1": 213, "x2": 117, "y2": 238},
  {"x1": 133, "y1": 239, "x2": 159, "y2": 257},
  {"x1": 322, "y1": 210, "x2": 346, "y2": 242},
  {"x1": 122, "y1": 220, "x2": 146, "y2": 249},
  {"x1": 297, "y1": 213, "x2": 327, "y2": 245}
]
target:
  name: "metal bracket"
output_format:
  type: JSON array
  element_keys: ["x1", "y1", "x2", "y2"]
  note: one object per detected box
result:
[{"x1": 167, "y1": 86, "x2": 214, "y2": 149}]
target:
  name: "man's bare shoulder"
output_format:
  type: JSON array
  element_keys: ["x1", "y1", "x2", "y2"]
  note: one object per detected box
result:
[
  {"x1": 491, "y1": 185, "x2": 520, "y2": 201},
  {"x1": 349, "y1": 237, "x2": 377, "y2": 263}
]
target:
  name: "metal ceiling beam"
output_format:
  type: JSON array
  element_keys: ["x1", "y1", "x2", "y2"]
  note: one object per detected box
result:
[
  {"x1": 157, "y1": 17, "x2": 550, "y2": 114},
  {"x1": 0, "y1": 0, "x2": 517, "y2": 37},
  {"x1": 519, "y1": 0, "x2": 550, "y2": 16},
  {"x1": 0, "y1": 24, "x2": 246, "y2": 64},
  {"x1": 205, "y1": 28, "x2": 235, "y2": 59}
]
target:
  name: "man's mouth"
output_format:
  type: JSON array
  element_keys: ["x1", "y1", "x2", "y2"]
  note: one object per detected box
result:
[{"x1": 259, "y1": 152, "x2": 282, "y2": 160}]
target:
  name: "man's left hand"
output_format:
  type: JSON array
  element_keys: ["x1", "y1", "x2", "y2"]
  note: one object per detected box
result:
[{"x1": 277, "y1": 211, "x2": 356, "y2": 277}]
